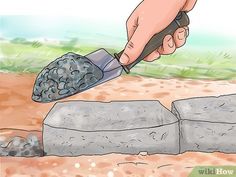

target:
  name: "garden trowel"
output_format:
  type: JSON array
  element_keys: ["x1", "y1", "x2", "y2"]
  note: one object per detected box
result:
[{"x1": 32, "y1": 12, "x2": 189, "y2": 103}]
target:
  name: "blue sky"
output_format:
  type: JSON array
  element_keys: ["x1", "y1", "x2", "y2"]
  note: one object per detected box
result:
[{"x1": 0, "y1": 0, "x2": 235, "y2": 49}]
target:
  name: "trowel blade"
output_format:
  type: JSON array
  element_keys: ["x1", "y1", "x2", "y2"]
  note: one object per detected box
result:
[
  {"x1": 32, "y1": 49, "x2": 123, "y2": 103},
  {"x1": 85, "y1": 48, "x2": 123, "y2": 88}
]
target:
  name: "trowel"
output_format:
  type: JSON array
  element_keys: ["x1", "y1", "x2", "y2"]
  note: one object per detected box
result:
[{"x1": 32, "y1": 12, "x2": 189, "y2": 103}]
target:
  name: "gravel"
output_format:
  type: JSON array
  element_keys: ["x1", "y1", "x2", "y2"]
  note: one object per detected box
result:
[
  {"x1": 0, "y1": 134, "x2": 44, "y2": 157},
  {"x1": 32, "y1": 52, "x2": 103, "y2": 102}
]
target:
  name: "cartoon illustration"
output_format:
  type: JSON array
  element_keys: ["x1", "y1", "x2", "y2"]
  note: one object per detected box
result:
[
  {"x1": 1, "y1": 0, "x2": 236, "y2": 177},
  {"x1": 32, "y1": 11, "x2": 189, "y2": 102}
]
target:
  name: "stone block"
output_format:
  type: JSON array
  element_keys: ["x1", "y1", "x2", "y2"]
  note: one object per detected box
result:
[
  {"x1": 172, "y1": 94, "x2": 236, "y2": 153},
  {"x1": 43, "y1": 100, "x2": 179, "y2": 156}
]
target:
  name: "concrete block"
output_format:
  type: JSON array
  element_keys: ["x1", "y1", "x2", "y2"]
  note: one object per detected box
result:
[
  {"x1": 43, "y1": 100, "x2": 179, "y2": 156},
  {"x1": 172, "y1": 94, "x2": 236, "y2": 153}
]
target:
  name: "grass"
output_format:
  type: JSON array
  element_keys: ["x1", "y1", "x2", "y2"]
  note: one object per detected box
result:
[
  {"x1": 0, "y1": 40, "x2": 236, "y2": 80},
  {"x1": 130, "y1": 49, "x2": 236, "y2": 80},
  {"x1": 0, "y1": 40, "x2": 117, "y2": 73}
]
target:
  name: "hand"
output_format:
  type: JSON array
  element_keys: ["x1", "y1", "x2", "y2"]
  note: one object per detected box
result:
[{"x1": 120, "y1": 0, "x2": 197, "y2": 65}]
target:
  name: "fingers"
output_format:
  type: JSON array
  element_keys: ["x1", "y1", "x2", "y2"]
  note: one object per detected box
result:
[
  {"x1": 144, "y1": 27, "x2": 188, "y2": 61},
  {"x1": 173, "y1": 27, "x2": 187, "y2": 48},
  {"x1": 184, "y1": 26, "x2": 189, "y2": 37},
  {"x1": 121, "y1": 27, "x2": 188, "y2": 64},
  {"x1": 126, "y1": 14, "x2": 139, "y2": 40},
  {"x1": 144, "y1": 34, "x2": 177, "y2": 62},
  {"x1": 158, "y1": 27, "x2": 188, "y2": 55},
  {"x1": 144, "y1": 33, "x2": 178, "y2": 61},
  {"x1": 158, "y1": 34, "x2": 176, "y2": 55},
  {"x1": 120, "y1": 26, "x2": 153, "y2": 65},
  {"x1": 143, "y1": 50, "x2": 160, "y2": 62}
]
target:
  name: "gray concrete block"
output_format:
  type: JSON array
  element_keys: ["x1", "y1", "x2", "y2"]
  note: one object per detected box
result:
[
  {"x1": 43, "y1": 100, "x2": 179, "y2": 156},
  {"x1": 172, "y1": 94, "x2": 236, "y2": 153}
]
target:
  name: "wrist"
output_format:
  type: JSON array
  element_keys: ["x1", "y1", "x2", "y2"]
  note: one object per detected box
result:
[{"x1": 143, "y1": 0, "x2": 187, "y2": 10}]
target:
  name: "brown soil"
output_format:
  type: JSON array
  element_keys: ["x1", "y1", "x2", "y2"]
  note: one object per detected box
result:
[
  {"x1": 0, "y1": 73, "x2": 236, "y2": 177},
  {"x1": 1, "y1": 152, "x2": 236, "y2": 177}
]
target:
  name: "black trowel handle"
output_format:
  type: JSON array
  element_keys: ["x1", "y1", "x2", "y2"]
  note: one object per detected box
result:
[{"x1": 114, "y1": 11, "x2": 190, "y2": 74}]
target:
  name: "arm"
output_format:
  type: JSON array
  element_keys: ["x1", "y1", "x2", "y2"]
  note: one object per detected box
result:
[{"x1": 120, "y1": 0, "x2": 197, "y2": 65}]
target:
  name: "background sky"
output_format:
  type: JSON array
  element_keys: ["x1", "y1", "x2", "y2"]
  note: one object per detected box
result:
[{"x1": 0, "y1": 0, "x2": 236, "y2": 48}]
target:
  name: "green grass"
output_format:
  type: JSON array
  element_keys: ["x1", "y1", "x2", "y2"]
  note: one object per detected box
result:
[
  {"x1": 0, "y1": 41, "x2": 117, "y2": 73},
  {"x1": 130, "y1": 49, "x2": 236, "y2": 80},
  {"x1": 0, "y1": 40, "x2": 236, "y2": 80}
]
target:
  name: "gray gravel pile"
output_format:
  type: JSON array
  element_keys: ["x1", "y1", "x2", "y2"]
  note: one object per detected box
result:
[
  {"x1": 32, "y1": 52, "x2": 103, "y2": 102},
  {"x1": 0, "y1": 134, "x2": 44, "y2": 157}
]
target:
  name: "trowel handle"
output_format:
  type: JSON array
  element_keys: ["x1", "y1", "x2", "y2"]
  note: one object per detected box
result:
[{"x1": 114, "y1": 11, "x2": 190, "y2": 74}]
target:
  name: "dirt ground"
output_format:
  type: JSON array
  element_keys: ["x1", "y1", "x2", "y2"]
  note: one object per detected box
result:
[{"x1": 0, "y1": 73, "x2": 236, "y2": 177}]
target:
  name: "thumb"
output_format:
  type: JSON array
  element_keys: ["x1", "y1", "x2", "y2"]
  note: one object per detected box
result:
[{"x1": 120, "y1": 26, "x2": 152, "y2": 65}]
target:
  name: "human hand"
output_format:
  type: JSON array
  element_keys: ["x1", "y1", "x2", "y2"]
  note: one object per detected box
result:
[{"x1": 120, "y1": 0, "x2": 197, "y2": 65}]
